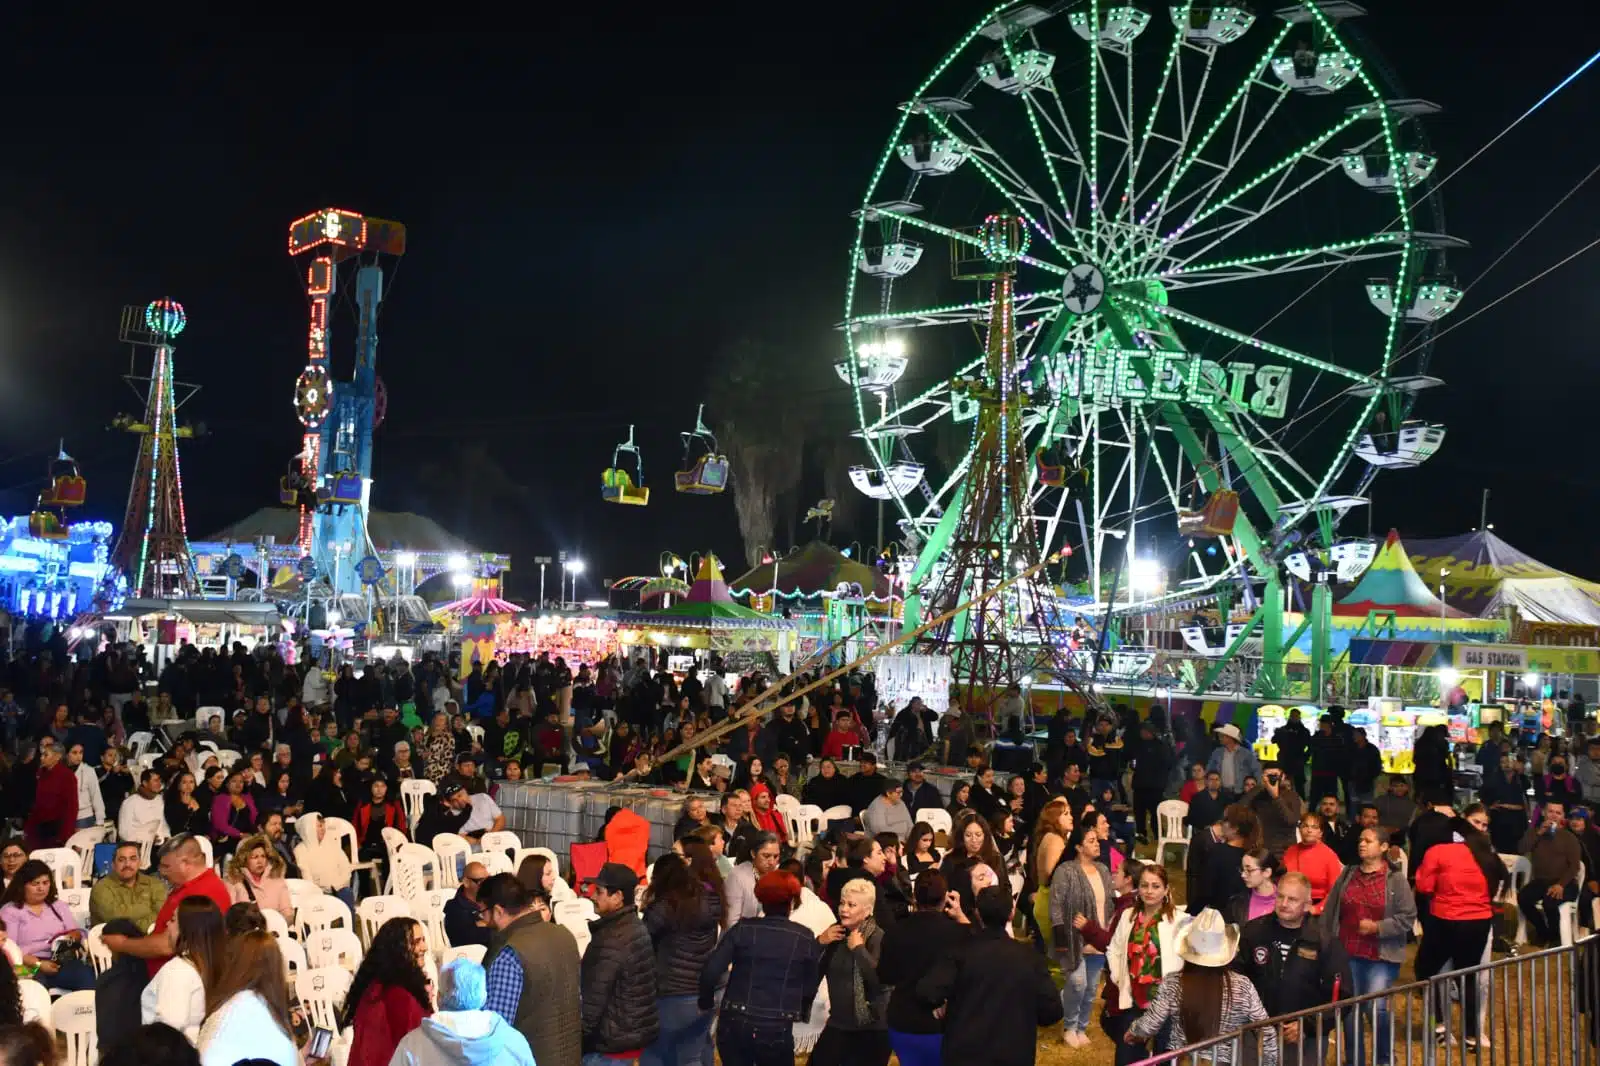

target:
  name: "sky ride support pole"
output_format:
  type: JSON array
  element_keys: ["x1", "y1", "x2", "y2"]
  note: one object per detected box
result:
[{"x1": 1310, "y1": 579, "x2": 1332, "y2": 704}]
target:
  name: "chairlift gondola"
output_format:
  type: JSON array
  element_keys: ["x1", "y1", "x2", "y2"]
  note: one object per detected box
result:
[
  {"x1": 1178, "y1": 462, "x2": 1240, "y2": 538},
  {"x1": 39, "y1": 448, "x2": 86, "y2": 508},
  {"x1": 602, "y1": 425, "x2": 649, "y2": 505},
  {"x1": 675, "y1": 404, "x2": 729, "y2": 495}
]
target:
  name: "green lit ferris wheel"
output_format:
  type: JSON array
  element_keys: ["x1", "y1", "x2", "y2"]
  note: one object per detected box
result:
[{"x1": 839, "y1": 0, "x2": 1461, "y2": 697}]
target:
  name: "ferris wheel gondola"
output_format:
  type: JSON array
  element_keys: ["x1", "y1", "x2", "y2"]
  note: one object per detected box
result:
[
  {"x1": 602, "y1": 425, "x2": 649, "y2": 506},
  {"x1": 39, "y1": 448, "x2": 86, "y2": 509}
]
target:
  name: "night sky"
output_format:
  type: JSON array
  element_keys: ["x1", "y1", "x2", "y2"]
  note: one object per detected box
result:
[{"x1": 1, "y1": 6, "x2": 1596, "y2": 601}]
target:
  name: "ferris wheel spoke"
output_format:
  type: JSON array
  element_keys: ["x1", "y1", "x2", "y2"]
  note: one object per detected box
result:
[
  {"x1": 1159, "y1": 129, "x2": 1385, "y2": 273},
  {"x1": 1125, "y1": 296, "x2": 1367, "y2": 385},
  {"x1": 1150, "y1": 235, "x2": 1409, "y2": 289},
  {"x1": 1159, "y1": 109, "x2": 1365, "y2": 249},
  {"x1": 922, "y1": 111, "x2": 1079, "y2": 264},
  {"x1": 1003, "y1": 36, "x2": 1085, "y2": 250},
  {"x1": 1118, "y1": 20, "x2": 1185, "y2": 230},
  {"x1": 1136, "y1": 26, "x2": 1291, "y2": 243}
]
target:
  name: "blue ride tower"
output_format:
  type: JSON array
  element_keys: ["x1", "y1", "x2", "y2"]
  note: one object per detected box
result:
[{"x1": 285, "y1": 209, "x2": 406, "y2": 597}]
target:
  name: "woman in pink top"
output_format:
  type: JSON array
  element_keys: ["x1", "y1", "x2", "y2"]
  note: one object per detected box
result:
[
  {"x1": 210, "y1": 771, "x2": 259, "y2": 860},
  {"x1": 0, "y1": 860, "x2": 92, "y2": 991},
  {"x1": 225, "y1": 834, "x2": 294, "y2": 920}
]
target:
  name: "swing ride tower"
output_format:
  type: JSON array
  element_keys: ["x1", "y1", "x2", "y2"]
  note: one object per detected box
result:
[
  {"x1": 910, "y1": 215, "x2": 1086, "y2": 713},
  {"x1": 286, "y1": 208, "x2": 406, "y2": 597},
  {"x1": 111, "y1": 299, "x2": 199, "y2": 599}
]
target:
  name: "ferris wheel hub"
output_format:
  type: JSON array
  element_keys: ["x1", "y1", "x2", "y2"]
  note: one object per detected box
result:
[{"x1": 1062, "y1": 264, "x2": 1106, "y2": 316}]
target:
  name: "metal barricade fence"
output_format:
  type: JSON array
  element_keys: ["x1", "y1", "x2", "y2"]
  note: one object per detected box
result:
[{"x1": 1134, "y1": 935, "x2": 1600, "y2": 1066}]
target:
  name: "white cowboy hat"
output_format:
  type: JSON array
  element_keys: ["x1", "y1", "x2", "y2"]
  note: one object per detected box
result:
[
  {"x1": 1215, "y1": 723, "x2": 1243, "y2": 743},
  {"x1": 1176, "y1": 908, "x2": 1239, "y2": 967}
]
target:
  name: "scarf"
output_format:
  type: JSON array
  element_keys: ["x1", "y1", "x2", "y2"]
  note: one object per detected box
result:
[
  {"x1": 748, "y1": 784, "x2": 788, "y2": 843},
  {"x1": 850, "y1": 917, "x2": 880, "y2": 1025}
]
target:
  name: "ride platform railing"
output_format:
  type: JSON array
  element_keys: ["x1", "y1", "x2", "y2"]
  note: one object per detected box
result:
[{"x1": 1134, "y1": 934, "x2": 1600, "y2": 1066}]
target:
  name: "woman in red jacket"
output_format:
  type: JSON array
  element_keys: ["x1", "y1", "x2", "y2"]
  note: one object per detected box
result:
[
  {"x1": 343, "y1": 916, "x2": 433, "y2": 1066},
  {"x1": 1282, "y1": 811, "x2": 1343, "y2": 913},
  {"x1": 1413, "y1": 808, "x2": 1506, "y2": 1050}
]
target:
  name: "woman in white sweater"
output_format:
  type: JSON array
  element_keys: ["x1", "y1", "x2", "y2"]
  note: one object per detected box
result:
[
  {"x1": 293, "y1": 812, "x2": 355, "y2": 907},
  {"x1": 66, "y1": 743, "x2": 105, "y2": 829},
  {"x1": 142, "y1": 895, "x2": 225, "y2": 1042},
  {"x1": 197, "y1": 930, "x2": 298, "y2": 1066}
]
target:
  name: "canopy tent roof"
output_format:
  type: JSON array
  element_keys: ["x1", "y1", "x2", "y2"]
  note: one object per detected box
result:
[
  {"x1": 617, "y1": 555, "x2": 795, "y2": 632},
  {"x1": 203, "y1": 508, "x2": 472, "y2": 552},
  {"x1": 113, "y1": 599, "x2": 282, "y2": 626},
  {"x1": 435, "y1": 594, "x2": 525, "y2": 619},
  {"x1": 1334, "y1": 530, "x2": 1473, "y2": 620},
  {"x1": 727, "y1": 540, "x2": 893, "y2": 599},
  {"x1": 1407, "y1": 530, "x2": 1600, "y2": 626}
]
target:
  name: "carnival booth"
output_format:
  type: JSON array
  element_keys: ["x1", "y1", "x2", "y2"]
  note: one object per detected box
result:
[{"x1": 617, "y1": 556, "x2": 797, "y2": 675}]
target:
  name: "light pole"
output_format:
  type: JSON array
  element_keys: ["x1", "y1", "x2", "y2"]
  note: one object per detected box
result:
[
  {"x1": 1438, "y1": 567, "x2": 1452, "y2": 642},
  {"x1": 534, "y1": 556, "x2": 552, "y2": 609},
  {"x1": 564, "y1": 559, "x2": 585, "y2": 608}
]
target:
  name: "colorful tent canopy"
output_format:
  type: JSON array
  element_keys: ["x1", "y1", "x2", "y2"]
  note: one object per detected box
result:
[
  {"x1": 728, "y1": 540, "x2": 893, "y2": 599},
  {"x1": 1335, "y1": 529, "x2": 1471, "y2": 619},
  {"x1": 615, "y1": 554, "x2": 793, "y2": 630},
  {"x1": 434, "y1": 593, "x2": 524, "y2": 619},
  {"x1": 1407, "y1": 530, "x2": 1600, "y2": 626}
]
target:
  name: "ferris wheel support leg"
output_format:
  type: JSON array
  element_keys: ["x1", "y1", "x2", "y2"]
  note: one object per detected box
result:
[
  {"x1": 1256, "y1": 571, "x2": 1286, "y2": 700},
  {"x1": 1197, "y1": 608, "x2": 1262, "y2": 695},
  {"x1": 1310, "y1": 581, "x2": 1333, "y2": 705}
]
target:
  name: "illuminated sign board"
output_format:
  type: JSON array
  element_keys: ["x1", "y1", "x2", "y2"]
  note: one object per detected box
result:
[{"x1": 1052, "y1": 349, "x2": 1294, "y2": 417}]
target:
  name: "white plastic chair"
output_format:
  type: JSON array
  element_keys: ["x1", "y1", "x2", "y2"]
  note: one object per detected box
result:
[
  {"x1": 430, "y1": 833, "x2": 473, "y2": 889},
  {"x1": 194, "y1": 835, "x2": 215, "y2": 872},
  {"x1": 478, "y1": 830, "x2": 521, "y2": 862},
  {"x1": 305, "y1": 927, "x2": 364, "y2": 973},
  {"x1": 126, "y1": 731, "x2": 155, "y2": 761},
  {"x1": 30, "y1": 848, "x2": 82, "y2": 890},
  {"x1": 216, "y1": 748, "x2": 242, "y2": 770},
  {"x1": 356, "y1": 896, "x2": 412, "y2": 946},
  {"x1": 60, "y1": 887, "x2": 90, "y2": 929},
  {"x1": 416, "y1": 889, "x2": 450, "y2": 955},
  {"x1": 774, "y1": 793, "x2": 801, "y2": 819},
  {"x1": 555, "y1": 906, "x2": 592, "y2": 956},
  {"x1": 466, "y1": 724, "x2": 485, "y2": 749},
  {"x1": 1154, "y1": 799, "x2": 1191, "y2": 866},
  {"x1": 64, "y1": 828, "x2": 107, "y2": 882},
  {"x1": 381, "y1": 826, "x2": 410, "y2": 894},
  {"x1": 278, "y1": 931, "x2": 308, "y2": 985},
  {"x1": 262, "y1": 907, "x2": 292, "y2": 942},
  {"x1": 441, "y1": 943, "x2": 486, "y2": 967},
  {"x1": 920, "y1": 808, "x2": 953, "y2": 842},
  {"x1": 297, "y1": 895, "x2": 354, "y2": 939},
  {"x1": 821, "y1": 804, "x2": 852, "y2": 826},
  {"x1": 285, "y1": 877, "x2": 323, "y2": 930},
  {"x1": 296, "y1": 967, "x2": 353, "y2": 1036},
  {"x1": 18, "y1": 979, "x2": 49, "y2": 1024},
  {"x1": 51, "y1": 989, "x2": 97, "y2": 1066},
  {"x1": 324, "y1": 816, "x2": 376, "y2": 892},
  {"x1": 791, "y1": 804, "x2": 825, "y2": 855},
  {"x1": 400, "y1": 779, "x2": 435, "y2": 832},
  {"x1": 84, "y1": 925, "x2": 113, "y2": 976},
  {"x1": 479, "y1": 852, "x2": 512, "y2": 876},
  {"x1": 196, "y1": 707, "x2": 225, "y2": 733},
  {"x1": 1507, "y1": 855, "x2": 1534, "y2": 945}
]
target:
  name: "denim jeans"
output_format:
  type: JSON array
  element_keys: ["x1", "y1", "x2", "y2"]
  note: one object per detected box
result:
[
  {"x1": 1346, "y1": 958, "x2": 1401, "y2": 1065},
  {"x1": 640, "y1": 994, "x2": 713, "y2": 1066},
  {"x1": 1061, "y1": 953, "x2": 1107, "y2": 1032},
  {"x1": 887, "y1": 1030, "x2": 941, "y2": 1066},
  {"x1": 584, "y1": 1054, "x2": 639, "y2": 1066}
]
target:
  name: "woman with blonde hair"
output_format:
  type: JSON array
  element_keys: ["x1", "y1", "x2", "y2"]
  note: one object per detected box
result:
[
  {"x1": 224, "y1": 834, "x2": 293, "y2": 921},
  {"x1": 814, "y1": 877, "x2": 889, "y2": 1065},
  {"x1": 1030, "y1": 798, "x2": 1073, "y2": 951},
  {"x1": 196, "y1": 930, "x2": 297, "y2": 1066}
]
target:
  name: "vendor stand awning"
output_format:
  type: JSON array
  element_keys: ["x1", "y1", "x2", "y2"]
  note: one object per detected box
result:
[{"x1": 112, "y1": 599, "x2": 282, "y2": 626}]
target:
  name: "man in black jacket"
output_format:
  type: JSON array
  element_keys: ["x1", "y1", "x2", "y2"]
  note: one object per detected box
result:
[
  {"x1": 580, "y1": 863, "x2": 659, "y2": 1056},
  {"x1": 916, "y1": 884, "x2": 1062, "y2": 1066},
  {"x1": 1234, "y1": 873, "x2": 1352, "y2": 1064},
  {"x1": 1274, "y1": 708, "x2": 1312, "y2": 796},
  {"x1": 759, "y1": 699, "x2": 811, "y2": 768},
  {"x1": 1128, "y1": 722, "x2": 1174, "y2": 844}
]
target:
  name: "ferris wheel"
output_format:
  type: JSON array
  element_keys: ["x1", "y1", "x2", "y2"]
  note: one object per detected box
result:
[{"x1": 840, "y1": 0, "x2": 1459, "y2": 623}]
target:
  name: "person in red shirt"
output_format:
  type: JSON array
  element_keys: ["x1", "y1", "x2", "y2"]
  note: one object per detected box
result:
[
  {"x1": 1178, "y1": 763, "x2": 1206, "y2": 805},
  {"x1": 820, "y1": 712, "x2": 865, "y2": 761},
  {"x1": 24, "y1": 743, "x2": 77, "y2": 850},
  {"x1": 1413, "y1": 811, "x2": 1506, "y2": 1048},
  {"x1": 1282, "y1": 812, "x2": 1344, "y2": 913},
  {"x1": 101, "y1": 835, "x2": 234, "y2": 976},
  {"x1": 344, "y1": 916, "x2": 432, "y2": 1066}
]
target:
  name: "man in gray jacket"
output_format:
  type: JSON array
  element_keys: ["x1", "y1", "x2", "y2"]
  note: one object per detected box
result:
[{"x1": 1574, "y1": 738, "x2": 1600, "y2": 806}]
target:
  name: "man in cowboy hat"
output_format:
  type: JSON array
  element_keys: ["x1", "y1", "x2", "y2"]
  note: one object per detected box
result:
[{"x1": 1207, "y1": 723, "x2": 1263, "y2": 801}]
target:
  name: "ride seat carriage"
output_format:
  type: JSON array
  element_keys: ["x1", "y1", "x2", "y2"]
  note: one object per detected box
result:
[
  {"x1": 675, "y1": 454, "x2": 729, "y2": 495},
  {"x1": 1177, "y1": 489, "x2": 1240, "y2": 538},
  {"x1": 28, "y1": 509, "x2": 67, "y2": 540},
  {"x1": 316, "y1": 471, "x2": 363, "y2": 508},
  {"x1": 39, "y1": 453, "x2": 86, "y2": 508},
  {"x1": 601, "y1": 467, "x2": 649, "y2": 506}
]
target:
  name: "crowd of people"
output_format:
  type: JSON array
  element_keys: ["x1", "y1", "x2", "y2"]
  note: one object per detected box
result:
[{"x1": 0, "y1": 626, "x2": 1592, "y2": 1066}]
